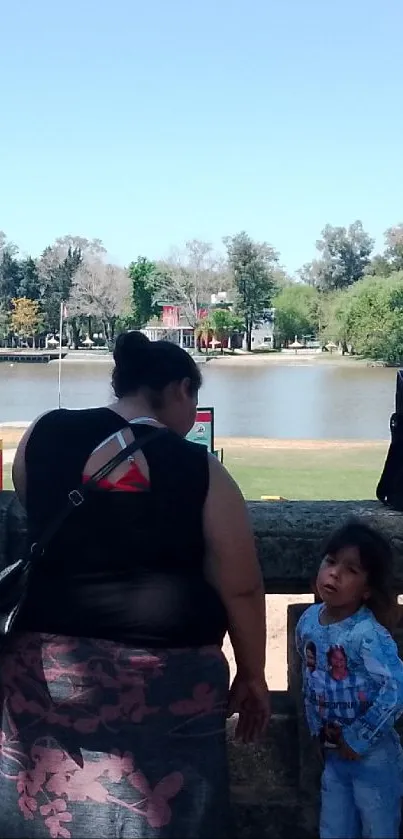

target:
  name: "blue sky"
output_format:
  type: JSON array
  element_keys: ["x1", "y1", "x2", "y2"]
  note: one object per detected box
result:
[{"x1": 1, "y1": 0, "x2": 402, "y2": 273}]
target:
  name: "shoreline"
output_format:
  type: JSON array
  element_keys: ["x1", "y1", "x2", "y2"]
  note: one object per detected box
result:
[
  {"x1": 207, "y1": 352, "x2": 376, "y2": 367},
  {"x1": 215, "y1": 437, "x2": 388, "y2": 450},
  {"x1": 0, "y1": 424, "x2": 389, "y2": 453}
]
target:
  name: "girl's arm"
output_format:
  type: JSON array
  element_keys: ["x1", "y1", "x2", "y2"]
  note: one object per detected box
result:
[{"x1": 343, "y1": 625, "x2": 403, "y2": 756}]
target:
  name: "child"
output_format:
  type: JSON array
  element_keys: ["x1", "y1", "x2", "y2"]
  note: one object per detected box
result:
[{"x1": 296, "y1": 519, "x2": 403, "y2": 839}]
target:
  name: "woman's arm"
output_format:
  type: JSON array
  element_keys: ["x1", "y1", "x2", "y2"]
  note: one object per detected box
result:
[
  {"x1": 12, "y1": 416, "x2": 45, "y2": 507},
  {"x1": 203, "y1": 453, "x2": 266, "y2": 681}
]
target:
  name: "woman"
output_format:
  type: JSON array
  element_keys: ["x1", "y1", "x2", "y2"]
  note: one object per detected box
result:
[{"x1": 3, "y1": 331, "x2": 269, "y2": 838}]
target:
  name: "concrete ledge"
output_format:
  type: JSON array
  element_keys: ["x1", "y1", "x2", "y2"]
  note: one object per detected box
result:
[{"x1": 3, "y1": 491, "x2": 403, "y2": 592}]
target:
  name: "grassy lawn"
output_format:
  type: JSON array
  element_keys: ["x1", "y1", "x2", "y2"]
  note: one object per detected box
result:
[
  {"x1": 2, "y1": 444, "x2": 387, "y2": 500},
  {"x1": 3, "y1": 464, "x2": 12, "y2": 490},
  {"x1": 223, "y1": 444, "x2": 386, "y2": 501}
]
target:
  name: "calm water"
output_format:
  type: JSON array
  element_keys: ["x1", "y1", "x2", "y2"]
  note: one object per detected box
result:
[{"x1": 0, "y1": 359, "x2": 397, "y2": 439}]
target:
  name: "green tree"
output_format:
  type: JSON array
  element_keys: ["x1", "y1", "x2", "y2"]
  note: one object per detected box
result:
[
  {"x1": 324, "y1": 273, "x2": 403, "y2": 363},
  {"x1": 208, "y1": 308, "x2": 235, "y2": 353},
  {"x1": 0, "y1": 304, "x2": 10, "y2": 345},
  {"x1": 194, "y1": 317, "x2": 211, "y2": 353},
  {"x1": 18, "y1": 257, "x2": 42, "y2": 300},
  {"x1": 319, "y1": 290, "x2": 352, "y2": 353},
  {"x1": 128, "y1": 257, "x2": 162, "y2": 329},
  {"x1": 364, "y1": 253, "x2": 393, "y2": 278},
  {"x1": 384, "y1": 225, "x2": 403, "y2": 271},
  {"x1": 304, "y1": 221, "x2": 374, "y2": 291},
  {"x1": 38, "y1": 246, "x2": 82, "y2": 332},
  {"x1": 273, "y1": 285, "x2": 320, "y2": 345},
  {"x1": 224, "y1": 232, "x2": 277, "y2": 351},
  {"x1": 0, "y1": 251, "x2": 22, "y2": 305}
]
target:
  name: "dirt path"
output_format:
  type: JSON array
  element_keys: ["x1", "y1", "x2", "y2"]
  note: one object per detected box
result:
[{"x1": 216, "y1": 437, "x2": 386, "y2": 451}]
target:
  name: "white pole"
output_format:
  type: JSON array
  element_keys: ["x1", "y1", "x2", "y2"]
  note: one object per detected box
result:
[{"x1": 58, "y1": 301, "x2": 63, "y2": 409}]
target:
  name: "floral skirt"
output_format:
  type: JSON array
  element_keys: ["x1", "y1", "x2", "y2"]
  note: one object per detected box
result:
[{"x1": 0, "y1": 632, "x2": 230, "y2": 838}]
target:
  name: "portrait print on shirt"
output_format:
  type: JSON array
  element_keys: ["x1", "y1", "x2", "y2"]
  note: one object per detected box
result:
[
  {"x1": 327, "y1": 645, "x2": 348, "y2": 681},
  {"x1": 302, "y1": 638, "x2": 369, "y2": 732}
]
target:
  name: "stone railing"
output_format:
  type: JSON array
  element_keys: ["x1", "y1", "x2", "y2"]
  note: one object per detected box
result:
[{"x1": 2, "y1": 491, "x2": 403, "y2": 838}]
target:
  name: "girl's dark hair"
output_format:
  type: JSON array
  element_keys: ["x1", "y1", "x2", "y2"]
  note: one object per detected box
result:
[
  {"x1": 305, "y1": 642, "x2": 316, "y2": 655},
  {"x1": 323, "y1": 519, "x2": 397, "y2": 631},
  {"x1": 112, "y1": 331, "x2": 202, "y2": 401}
]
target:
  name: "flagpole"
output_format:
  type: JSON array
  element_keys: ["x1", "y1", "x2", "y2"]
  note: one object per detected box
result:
[{"x1": 58, "y1": 301, "x2": 64, "y2": 409}]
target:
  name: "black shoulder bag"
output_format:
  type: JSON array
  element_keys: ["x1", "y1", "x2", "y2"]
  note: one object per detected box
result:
[
  {"x1": 377, "y1": 370, "x2": 403, "y2": 511},
  {"x1": 0, "y1": 427, "x2": 167, "y2": 637}
]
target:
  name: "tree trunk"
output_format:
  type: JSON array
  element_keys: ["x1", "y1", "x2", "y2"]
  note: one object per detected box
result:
[
  {"x1": 71, "y1": 318, "x2": 80, "y2": 350},
  {"x1": 247, "y1": 323, "x2": 252, "y2": 352}
]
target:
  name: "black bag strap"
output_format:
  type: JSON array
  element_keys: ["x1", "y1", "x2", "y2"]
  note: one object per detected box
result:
[{"x1": 30, "y1": 427, "x2": 168, "y2": 558}]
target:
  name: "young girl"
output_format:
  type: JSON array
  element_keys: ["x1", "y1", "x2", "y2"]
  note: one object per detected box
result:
[{"x1": 296, "y1": 519, "x2": 403, "y2": 839}]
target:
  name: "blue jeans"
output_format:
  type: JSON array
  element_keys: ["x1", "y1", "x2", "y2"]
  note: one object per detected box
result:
[{"x1": 320, "y1": 733, "x2": 403, "y2": 838}]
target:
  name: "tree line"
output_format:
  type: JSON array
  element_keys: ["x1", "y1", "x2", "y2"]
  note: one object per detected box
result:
[
  {"x1": 274, "y1": 222, "x2": 403, "y2": 362},
  {"x1": 1, "y1": 221, "x2": 403, "y2": 360}
]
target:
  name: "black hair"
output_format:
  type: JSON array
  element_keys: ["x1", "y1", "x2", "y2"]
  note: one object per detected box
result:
[
  {"x1": 112, "y1": 331, "x2": 202, "y2": 403},
  {"x1": 322, "y1": 519, "x2": 397, "y2": 631},
  {"x1": 305, "y1": 641, "x2": 316, "y2": 655}
]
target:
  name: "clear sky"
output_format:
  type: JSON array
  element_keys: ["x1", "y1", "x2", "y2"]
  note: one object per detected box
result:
[{"x1": 1, "y1": 0, "x2": 402, "y2": 273}]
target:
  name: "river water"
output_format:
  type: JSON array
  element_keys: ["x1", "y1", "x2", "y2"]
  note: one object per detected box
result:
[{"x1": 0, "y1": 358, "x2": 397, "y2": 439}]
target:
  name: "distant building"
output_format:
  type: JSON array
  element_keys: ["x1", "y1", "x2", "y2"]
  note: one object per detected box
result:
[
  {"x1": 142, "y1": 295, "x2": 273, "y2": 350},
  {"x1": 142, "y1": 305, "x2": 195, "y2": 348},
  {"x1": 249, "y1": 309, "x2": 276, "y2": 349}
]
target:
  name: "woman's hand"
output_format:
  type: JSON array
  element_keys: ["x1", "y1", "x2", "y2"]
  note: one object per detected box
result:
[{"x1": 227, "y1": 674, "x2": 271, "y2": 743}]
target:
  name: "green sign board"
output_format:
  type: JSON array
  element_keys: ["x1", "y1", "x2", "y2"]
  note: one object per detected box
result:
[{"x1": 187, "y1": 407, "x2": 215, "y2": 452}]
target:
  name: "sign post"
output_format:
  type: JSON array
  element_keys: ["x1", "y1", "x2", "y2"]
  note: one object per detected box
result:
[{"x1": 187, "y1": 408, "x2": 215, "y2": 452}]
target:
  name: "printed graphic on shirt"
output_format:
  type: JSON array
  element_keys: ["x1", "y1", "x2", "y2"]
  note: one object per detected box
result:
[
  {"x1": 303, "y1": 641, "x2": 369, "y2": 728},
  {"x1": 296, "y1": 605, "x2": 403, "y2": 754},
  {"x1": 327, "y1": 645, "x2": 348, "y2": 681}
]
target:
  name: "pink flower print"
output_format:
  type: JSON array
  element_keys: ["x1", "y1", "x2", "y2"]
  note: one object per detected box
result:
[
  {"x1": 146, "y1": 772, "x2": 184, "y2": 829},
  {"x1": 47, "y1": 768, "x2": 109, "y2": 803},
  {"x1": 128, "y1": 770, "x2": 184, "y2": 829},
  {"x1": 17, "y1": 771, "x2": 38, "y2": 820},
  {"x1": 40, "y1": 800, "x2": 72, "y2": 839},
  {"x1": 170, "y1": 683, "x2": 217, "y2": 715},
  {"x1": 104, "y1": 750, "x2": 134, "y2": 782}
]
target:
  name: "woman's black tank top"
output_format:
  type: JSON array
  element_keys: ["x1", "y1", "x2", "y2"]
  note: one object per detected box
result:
[{"x1": 19, "y1": 407, "x2": 228, "y2": 648}]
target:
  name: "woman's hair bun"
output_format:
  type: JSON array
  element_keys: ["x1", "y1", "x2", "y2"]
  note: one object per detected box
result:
[
  {"x1": 113, "y1": 330, "x2": 151, "y2": 367},
  {"x1": 112, "y1": 331, "x2": 154, "y2": 397},
  {"x1": 112, "y1": 329, "x2": 202, "y2": 400}
]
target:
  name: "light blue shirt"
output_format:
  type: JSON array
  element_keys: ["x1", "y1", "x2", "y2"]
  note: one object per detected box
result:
[{"x1": 296, "y1": 604, "x2": 403, "y2": 755}]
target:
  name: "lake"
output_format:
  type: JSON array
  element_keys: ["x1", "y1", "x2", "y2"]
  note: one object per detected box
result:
[{"x1": 0, "y1": 357, "x2": 397, "y2": 440}]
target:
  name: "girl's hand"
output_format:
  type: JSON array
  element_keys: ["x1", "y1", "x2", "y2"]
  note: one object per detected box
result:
[{"x1": 227, "y1": 675, "x2": 271, "y2": 743}]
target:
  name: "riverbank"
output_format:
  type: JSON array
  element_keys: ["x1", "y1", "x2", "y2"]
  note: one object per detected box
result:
[{"x1": 208, "y1": 351, "x2": 373, "y2": 367}]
